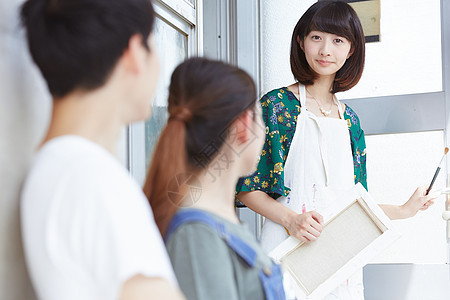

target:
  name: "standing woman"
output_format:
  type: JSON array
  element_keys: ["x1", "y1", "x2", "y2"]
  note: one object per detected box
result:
[
  {"x1": 144, "y1": 57, "x2": 286, "y2": 300},
  {"x1": 236, "y1": 1, "x2": 436, "y2": 299}
]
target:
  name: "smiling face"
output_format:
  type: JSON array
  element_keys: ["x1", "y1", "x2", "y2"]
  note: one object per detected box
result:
[
  {"x1": 290, "y1": 1, "x2": 365, "y2": 93},
  {"x1": 300, "y1": 30, "x2": 353, "y2": 80}
]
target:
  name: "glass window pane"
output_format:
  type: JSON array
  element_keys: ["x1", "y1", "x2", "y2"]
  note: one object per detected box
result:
[
  {"x1": 145, "y1": 18, "x2": 188, "y2": 168},
  {"x1": 366, "y1": 131, "x2": 447, "y2": 264}
]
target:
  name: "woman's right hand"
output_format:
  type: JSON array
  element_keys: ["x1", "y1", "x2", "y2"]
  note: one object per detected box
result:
[
  {"x1": 238, "y1": 191, "x2": 325, "y2": 242},
  {"x1": 285, "y1": 211, "x2": 324, "y2": 242}
]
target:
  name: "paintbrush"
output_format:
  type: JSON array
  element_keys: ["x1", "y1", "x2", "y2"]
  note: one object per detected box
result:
[{"x1": 426, "y1": 147, "x2": 449, "y2": 195}]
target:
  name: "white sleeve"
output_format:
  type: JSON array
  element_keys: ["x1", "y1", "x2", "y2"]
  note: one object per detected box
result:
[
  {"x1": 56, "y1": 163, "x2": 177, "y2": 299},
  {"x1": 104, "y1": 178, "x2": 177, "y2": 285}
]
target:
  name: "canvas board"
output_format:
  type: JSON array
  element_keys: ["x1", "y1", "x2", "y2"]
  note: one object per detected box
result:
[{"x1": 269, "y1": 183, "x2": 400, "y2": 299}]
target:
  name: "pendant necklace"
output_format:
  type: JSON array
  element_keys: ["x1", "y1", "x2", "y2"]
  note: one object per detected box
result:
[{"x1": 306, "y1": 88, "x2": 333, "y2": 117}]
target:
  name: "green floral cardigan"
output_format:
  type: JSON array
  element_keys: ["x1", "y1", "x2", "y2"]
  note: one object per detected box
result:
[{"x1": 235, "y1": 87, "x2": 367, "y2": 206}]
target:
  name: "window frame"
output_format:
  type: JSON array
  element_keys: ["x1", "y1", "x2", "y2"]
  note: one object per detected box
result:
[{"x1": 126, "y1": 0, "x2": 202, "y2": 186}]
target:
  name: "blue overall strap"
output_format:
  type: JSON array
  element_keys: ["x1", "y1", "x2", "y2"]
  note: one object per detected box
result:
[
  {"x1": 259, "y1": 263, "x2": 286, "y2": 300},
  {"x1": 166, "y1": 210, "x2": 258, "y2": 267}
]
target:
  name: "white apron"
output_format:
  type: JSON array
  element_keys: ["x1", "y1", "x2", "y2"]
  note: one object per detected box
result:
[{"x1": 260, "y1": 84, "x2": 364, "y2": 299}]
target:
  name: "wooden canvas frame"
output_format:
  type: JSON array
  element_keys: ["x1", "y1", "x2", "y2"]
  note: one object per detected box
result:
[{"x1": 269, "y1": 183, "x2": 400, "y2": 299}]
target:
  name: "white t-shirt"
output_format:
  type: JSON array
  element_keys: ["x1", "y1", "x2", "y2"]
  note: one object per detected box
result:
[{"x1": 21, "y1": 135, "x2": 176, "y2": 300}]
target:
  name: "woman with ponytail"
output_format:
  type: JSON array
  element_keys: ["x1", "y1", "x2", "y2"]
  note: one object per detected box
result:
[{"x1": 143, "y1": 57, "x2": 286, "y2": 300}]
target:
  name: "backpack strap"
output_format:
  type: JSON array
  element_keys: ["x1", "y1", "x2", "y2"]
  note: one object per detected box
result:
[{"x1": 166, "y1": 210, "x2": 258, "y2": 267}]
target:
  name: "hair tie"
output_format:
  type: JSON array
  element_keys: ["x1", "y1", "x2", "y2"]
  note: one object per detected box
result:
[{"x1": 168, "y1": 106, "x2": 192, "y2": 123}]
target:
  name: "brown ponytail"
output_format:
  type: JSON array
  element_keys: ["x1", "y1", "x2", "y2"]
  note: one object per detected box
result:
[
  {"x1": 143, "y1": 119, "x2": 188, "y2": 236},
  {"x1": 143, "y1": 57, "x2": 256, "y2": 237}
]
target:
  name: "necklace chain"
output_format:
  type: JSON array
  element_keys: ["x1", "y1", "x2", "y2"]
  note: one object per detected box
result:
[{"x1": 306, "y1": 88, "x2": 333, "y2": 117}]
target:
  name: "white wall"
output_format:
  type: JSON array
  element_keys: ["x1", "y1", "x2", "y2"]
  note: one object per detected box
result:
[
  {"x1": 0, "y1": 0, "x2": 50, "y2": 298},
  {"x1": 366, "y1": 131, "x2": 447, "y2": 264},
  {"x1": 261, "y1": 0, "x2": 315, "y2": 95},
  {"x1": 340, "y1": 0, "x2": 442, "y2": 99}
]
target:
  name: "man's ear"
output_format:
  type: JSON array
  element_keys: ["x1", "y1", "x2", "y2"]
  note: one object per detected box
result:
[{"x1": 120, "y1": 34, "x2": 145, "y2": 75}]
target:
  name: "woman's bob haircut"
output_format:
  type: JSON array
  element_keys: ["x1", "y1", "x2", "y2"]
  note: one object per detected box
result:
[{"x1": 290, "y1": 1, "x2": 365, "y2": 94}]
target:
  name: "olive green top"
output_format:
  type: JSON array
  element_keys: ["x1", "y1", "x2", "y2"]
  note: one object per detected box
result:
[{"x1": 166, "y1": 208, "x2": 275, "y2": 300}]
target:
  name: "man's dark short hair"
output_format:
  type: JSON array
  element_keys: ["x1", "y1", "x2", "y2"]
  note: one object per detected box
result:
[
  {"x1": 21, "y1": 0, "x2": 155, "y2": 98},
  {"x1": 290, "y1": 1, "x2": 365, "y2": 93}
]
